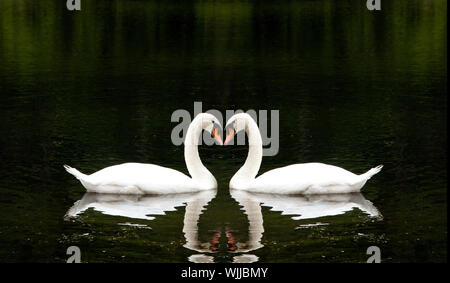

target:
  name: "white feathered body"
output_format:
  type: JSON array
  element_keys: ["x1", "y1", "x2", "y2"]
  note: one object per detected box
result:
[
  {"x1": 65, "y1": 163, "x2": 216, "y2": 194},
  {"x1": 230, "y1": 163, "x2": 383, "y2": 194}
]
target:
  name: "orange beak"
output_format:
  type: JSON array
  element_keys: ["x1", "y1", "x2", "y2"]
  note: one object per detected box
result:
[
  {"x1": 212, "y1": 128, "x2": 223, "y2": 145},
  {"x1": 224, "y1": 128, "x2": 235, "y2": 145}
]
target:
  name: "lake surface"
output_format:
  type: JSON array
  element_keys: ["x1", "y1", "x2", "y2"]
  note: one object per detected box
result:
[{"x1": 0, "y1": 0, "x2": 446, "y2": 263}]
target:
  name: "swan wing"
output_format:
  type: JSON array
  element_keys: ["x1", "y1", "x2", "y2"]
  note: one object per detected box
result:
[
  {"x1": 86, "y1": 163, "x2": 196, "y2": 194},
  {"x1": 252, "y1": 163, "x2": 360, "y2": 194}
]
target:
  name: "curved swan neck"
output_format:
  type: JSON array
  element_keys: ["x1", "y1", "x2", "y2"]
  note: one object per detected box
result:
[
  {"x1": 184, "y1": 116, "x2": 215, "y2": 184},
  {"x1": 234, "y1": 116, "x2": 263, "y2": 182},
  {"x1": 230, "y1": 190, "x2": 264, "y2": 251},
  {"x1": 182, "y1": 190, "x2": 217, "y2": 252}
]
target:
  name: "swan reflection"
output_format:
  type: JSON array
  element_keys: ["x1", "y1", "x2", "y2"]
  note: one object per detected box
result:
[
  {"x1": 65, "y1": 190, "x2": 218, "y2": 262},
  {"x1": 65, "y1": 191, "x2": 216, "y2": 221},
  {"x1": 65, "y1": 189, "x2": 381, "y2": 263},
  {"x1": 231, "y1": 190, "x2": 382, "y2": 222},
  {"x1": 229, "y1": 190, "x2": 382, "y2": 261},
  {"x1": 179, "y1": 190, "x2": 260, "y2": 263}
]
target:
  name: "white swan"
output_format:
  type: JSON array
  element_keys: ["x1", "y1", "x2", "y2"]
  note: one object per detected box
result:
[
  {"x1": 64, "y1": 113, "x2": 223, "y2": 194},
  {"x1": 224, "y1": 113, "x2": 383, "y2": 194}
]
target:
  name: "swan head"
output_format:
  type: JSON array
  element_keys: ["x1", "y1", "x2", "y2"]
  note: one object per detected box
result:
[
  {"x1": 194, "y1": 113, "x2": 223, "y2": 145},
  {"x1": 224, "y1": 113, "x2": 252, "y2": 145}
]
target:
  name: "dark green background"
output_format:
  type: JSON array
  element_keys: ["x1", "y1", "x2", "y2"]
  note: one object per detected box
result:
[{"x1": 0, "y1": 0, "x2": 446, "y2": 262}]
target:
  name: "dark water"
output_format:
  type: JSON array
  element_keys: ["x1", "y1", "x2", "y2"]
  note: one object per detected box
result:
[{"x1": 0, "y1": 0, "x2": 446, "y2": 263}]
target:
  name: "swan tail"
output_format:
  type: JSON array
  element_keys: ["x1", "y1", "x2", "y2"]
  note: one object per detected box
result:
[
  {"x1": 360, "y1": 165, "x2": 383, "y2": 180},
  {"x1": 64, "y1": 164, "x2": 88, "y2": 181}
]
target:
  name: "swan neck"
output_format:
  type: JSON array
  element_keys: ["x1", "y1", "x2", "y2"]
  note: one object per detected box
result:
[
  {"x1": 184, "y1": 117, "x2": 215, "y2": 184},
  {"x1": 235, "y1": 117, "x2": 263, "y2": 181}
]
